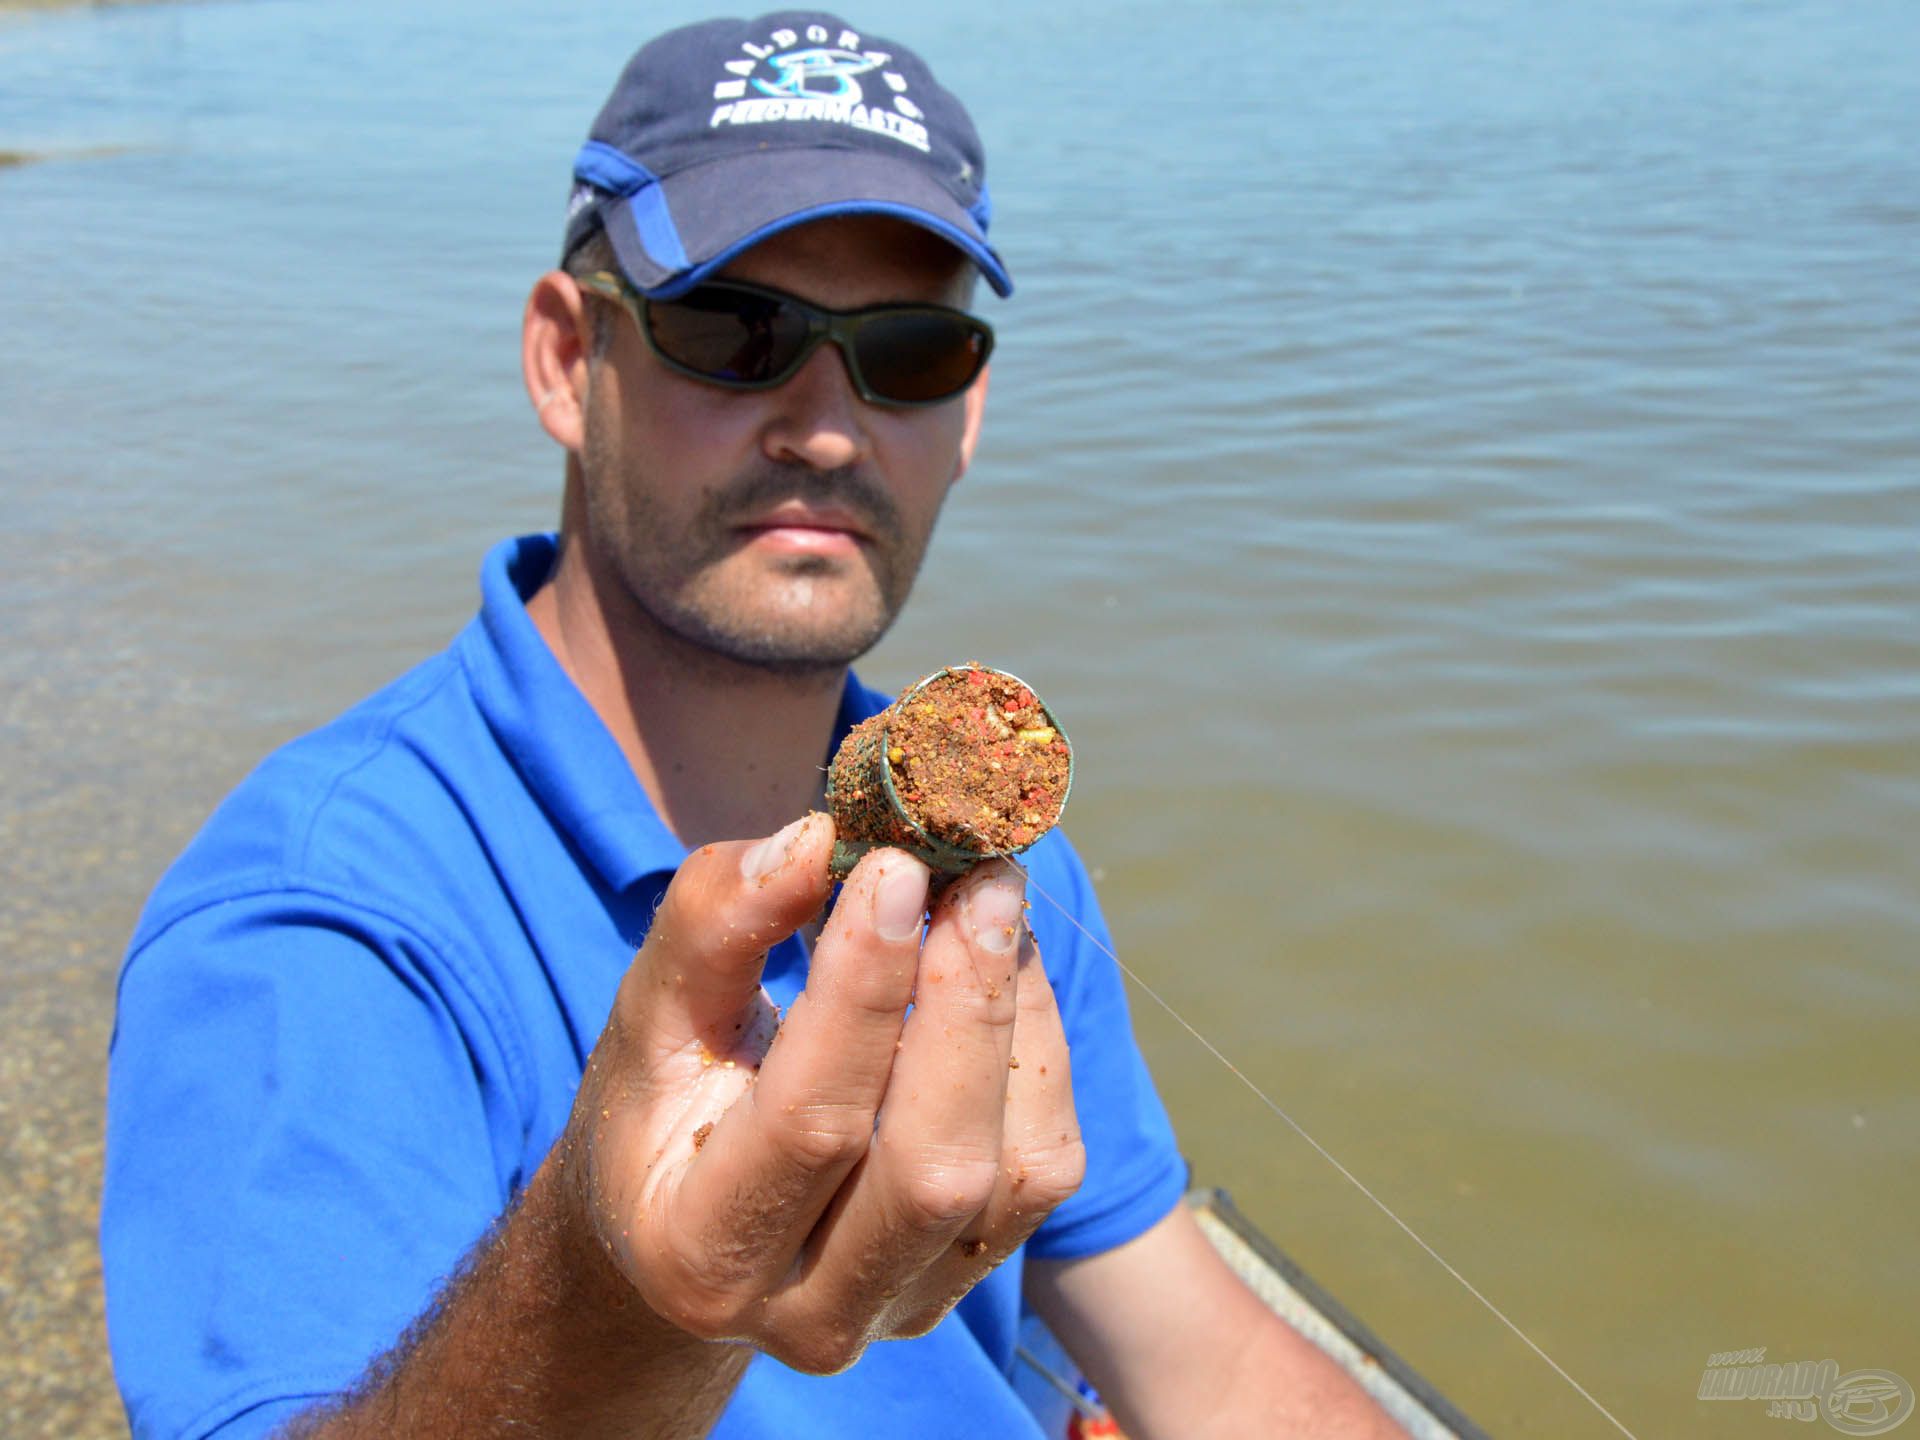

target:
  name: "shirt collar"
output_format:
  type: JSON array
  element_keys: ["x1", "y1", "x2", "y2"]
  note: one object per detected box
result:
[{"x1": 460, "y1": 533, "x2": 887, "y2": 893}]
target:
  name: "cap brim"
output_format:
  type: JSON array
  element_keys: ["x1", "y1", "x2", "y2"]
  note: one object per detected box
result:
[{"x1": 603, "y1": 147, "x2": 1012, "y2": 300}]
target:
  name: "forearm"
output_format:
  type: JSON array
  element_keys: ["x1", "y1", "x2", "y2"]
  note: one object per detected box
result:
[
  {"x1": 1029, "y1": 1208, "x2": 1405, "y2": 1440},
  {"x1": 1173, "y1": 1306, "x2": 1404, "y2": 1440},
  {"x1": 1083, "y1": 1285, "x2": 1402, "y2": 1440},
  {"x1": 281, "y1": 1150, "x2": 748, "y2": 1440}
]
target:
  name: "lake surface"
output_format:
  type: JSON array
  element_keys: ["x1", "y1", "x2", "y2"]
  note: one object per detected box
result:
[{"x1": 3, "y1": 0, "x2": 1917, "y2": 1434}]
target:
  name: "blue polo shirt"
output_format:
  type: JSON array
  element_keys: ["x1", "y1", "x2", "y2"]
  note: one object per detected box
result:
[{"x1": 102, "y1": 534, "x2": 1186, "y2": 1440}]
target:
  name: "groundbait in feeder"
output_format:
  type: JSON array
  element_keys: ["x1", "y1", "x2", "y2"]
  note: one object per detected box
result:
[{"x1": 826, "y1": 664, "x2": 1075, "y2": 878}]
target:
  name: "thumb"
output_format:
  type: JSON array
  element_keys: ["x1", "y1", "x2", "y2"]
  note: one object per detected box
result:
[{"x1": 614, "y1": 812, "x2": 835, "y2": 1043}]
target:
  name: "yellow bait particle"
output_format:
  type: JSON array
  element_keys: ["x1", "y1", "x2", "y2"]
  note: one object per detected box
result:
[{"x1": 1017, "y1": 727, "x2": 1056, "y2": 746}]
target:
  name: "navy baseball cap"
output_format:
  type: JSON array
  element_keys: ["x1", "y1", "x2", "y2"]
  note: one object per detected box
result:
[{"x1": 562, "y1": 12, "x2": 1011, "y2": 299}]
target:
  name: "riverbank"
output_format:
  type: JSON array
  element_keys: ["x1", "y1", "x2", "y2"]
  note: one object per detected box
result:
[
  {"x1": 1, "y1": 22, "x2": 207, "y2": 1434},
  {"x1": 0, "y1": 531, "x2": 258, "y2": 1435}
]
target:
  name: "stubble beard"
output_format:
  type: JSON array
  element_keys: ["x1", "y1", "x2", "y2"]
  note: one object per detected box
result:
[{"x1": 582, "y1": 434, "x2": 936, "y2": 679}]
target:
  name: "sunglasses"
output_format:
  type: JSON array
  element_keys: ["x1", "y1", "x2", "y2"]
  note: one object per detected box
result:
[{"x1": 577, "y1": 271, "x2": 993, "y2": 408}]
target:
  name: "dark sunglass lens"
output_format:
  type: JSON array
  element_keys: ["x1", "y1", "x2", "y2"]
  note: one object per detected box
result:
[
  {"x1": 647, "y1": 287, "x2": 809, "y2": 384},
  {"x1": 853, "y1": 313, "x2": 990, "y2": 403}
]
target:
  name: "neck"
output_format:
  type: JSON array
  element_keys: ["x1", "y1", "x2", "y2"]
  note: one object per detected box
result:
[{"x1": 527, "y1": 519, "x2": 849, "y2": 851}]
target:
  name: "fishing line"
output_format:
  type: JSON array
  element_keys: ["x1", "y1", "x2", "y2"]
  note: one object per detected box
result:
[{"x1": 994, "y1": 847, "x2": 1643, "y2": 1440}]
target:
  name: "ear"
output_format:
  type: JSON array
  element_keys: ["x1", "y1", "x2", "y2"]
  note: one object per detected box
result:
[
  {"x1": 522, "y1": 271, "x2": 593, "y2": 451},
  {"x1": 953, "y1": 362, "x2": 990, "y2": 481}
]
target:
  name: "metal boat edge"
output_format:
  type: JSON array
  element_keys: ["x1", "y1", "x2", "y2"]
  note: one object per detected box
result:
[
  {"x1": 1187, "y1": 1186, "x2": 1492, "y2": 1439},
  {"x1": 1013, "y1": 1186, "x2": 1493, "y2": 1438}
]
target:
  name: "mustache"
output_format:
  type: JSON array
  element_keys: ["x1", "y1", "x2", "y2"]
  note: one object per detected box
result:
[{"x1": 707, "y1": 464, "x2": 905, "y2": 545}]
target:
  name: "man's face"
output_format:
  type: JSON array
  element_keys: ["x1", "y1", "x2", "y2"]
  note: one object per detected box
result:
[{"x1": 575, "y1": 214, "x2": 986, "y2": 675}]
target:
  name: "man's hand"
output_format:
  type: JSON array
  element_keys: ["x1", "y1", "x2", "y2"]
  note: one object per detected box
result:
[
  {"x1": 291, "y1": 814, "x2": 1084, "y2": 1439},
  {"x1": 562, "y1": 810, "x2": 1087, "y2": 1374}
]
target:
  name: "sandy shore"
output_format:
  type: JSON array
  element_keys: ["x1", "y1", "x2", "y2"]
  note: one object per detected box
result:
[
  {"x1": 0, "y1": 14, "x2": 172, "y2": 1435},
  {"x1": 1, "y1": 536, "x2": 263, "y2": 1436},
  {"x1": 0, "y1": 972, "x2": 117, "y2": 1437}
]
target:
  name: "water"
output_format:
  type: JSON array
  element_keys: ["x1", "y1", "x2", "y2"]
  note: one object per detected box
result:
[{"x1": 4, "y1": 1, "x2": 1917, "y2": 1434}]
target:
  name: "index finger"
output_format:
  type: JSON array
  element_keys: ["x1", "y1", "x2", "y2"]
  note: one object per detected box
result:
[{"x1": 611, "y1": 812, "x2": 835, "y2": 1056}]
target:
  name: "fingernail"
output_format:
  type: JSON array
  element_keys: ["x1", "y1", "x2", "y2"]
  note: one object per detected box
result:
[
  {"x1": 743, "y1": 815, "x2": 811, "y2": 881},
  {"x1": 873, "y1": 859, "x2": 930, "y2": 942},
  {"x1": 963, "y1": 870, "x2": 1025, "y2": 954}
]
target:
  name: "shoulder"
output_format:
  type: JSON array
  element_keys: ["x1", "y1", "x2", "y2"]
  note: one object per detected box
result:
[
  {"x1": 115, "y1": 626, "x2": 544, "y2": 1131},
  {"x1": 130, "y1": 636, "x2": 492, "y2": 955}
]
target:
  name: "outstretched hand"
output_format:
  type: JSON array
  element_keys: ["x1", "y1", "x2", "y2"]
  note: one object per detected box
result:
[{"x1": 560, "y1": 812, "x2": 1086, "y2": 1374}]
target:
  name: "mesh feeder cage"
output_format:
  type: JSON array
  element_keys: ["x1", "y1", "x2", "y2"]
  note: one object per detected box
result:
[{"x1": 825, "y1": 664, "x2": 1075, "y2": 880}]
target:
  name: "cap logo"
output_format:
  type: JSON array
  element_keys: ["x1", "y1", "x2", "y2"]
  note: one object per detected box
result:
[
  {"x1": 755, "y1": 47, "x2": 878, "y2": 101},
  {"x1": 709, "y1": 23, "x2": 931, "y2": 154}
]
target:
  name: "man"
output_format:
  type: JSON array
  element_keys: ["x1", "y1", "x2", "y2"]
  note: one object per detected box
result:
[{"x1": 102, "y1": 13, "x2": 1403, "y2": 1439}]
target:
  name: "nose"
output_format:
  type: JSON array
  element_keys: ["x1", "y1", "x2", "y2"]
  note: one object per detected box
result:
[{"x1": 759, "y1": 338, "x2": 871, "y2": 473}]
